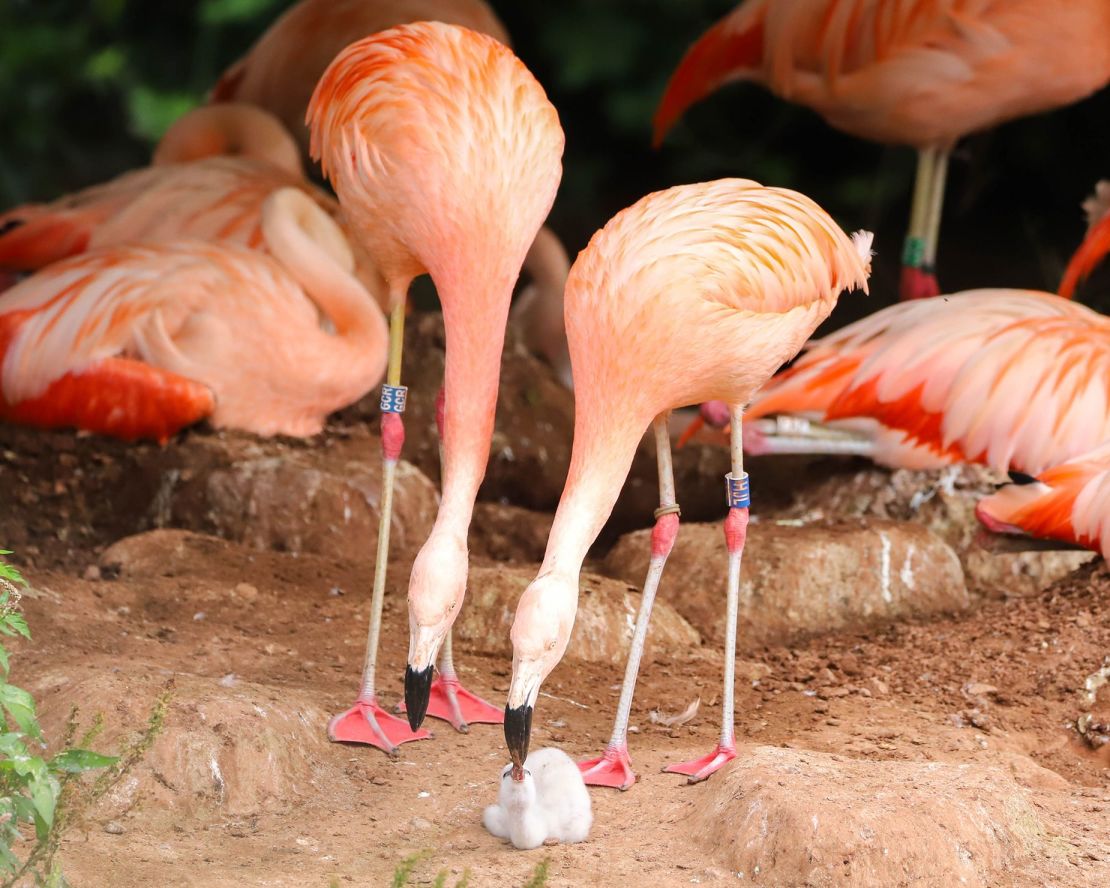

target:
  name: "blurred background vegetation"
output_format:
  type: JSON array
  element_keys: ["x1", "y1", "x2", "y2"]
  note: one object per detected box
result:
[{"x1": 3, "y1": 0, "x2": 1110, "y2": 320}]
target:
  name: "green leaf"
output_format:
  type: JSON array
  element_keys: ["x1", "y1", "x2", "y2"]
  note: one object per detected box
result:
[
  {"x1": 199, "y1": 0, "x2": 283, "y2": 26},
  {"x1": 84, "y1": 46, "x2": 127, "y2": 84},
  {"x1": 126, "y1": 85, "x2": 198, "y2": 142},
  {"x1": 30, "y1": 771, "x2": 58, "y2": 840},
  {"x1": 0, "y1": 644, "x2": 9, "y2": 676},
  {"x1": 50, "y1": 748, "x2": 118, "y2": 774},
  {"x1": 3, "y1": 612, "x2": 30, "y2": 640},
  {"x1": 0, "y1": 683, "x2": 42, "y2": 740}
]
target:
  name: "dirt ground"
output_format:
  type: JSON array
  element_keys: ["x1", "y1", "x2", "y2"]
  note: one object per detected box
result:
[{"x1": 3, "y1": 400, "x2": 1109, "y2": 886}]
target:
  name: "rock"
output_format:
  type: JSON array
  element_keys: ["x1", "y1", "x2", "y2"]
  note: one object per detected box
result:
[
  {"x1": 687, "y1": 745, "x2": 1059, "y2": 888},
  {"x1": 772, "y1": 462, "x2": 1093, "y2": 596},
  {"x1": 140, "y1": 430, "x2": 438, "y2": 563},
  {"x1": 469, "y1": 503, "x2": 553, "y2": 563},
  {"x1": 602, "y1": 519, "x2": 967, "y2": 647},
  {"x1": 453, "y1": 564, "x2": 699, "y2": 664},
  {"x1": 103, "y1": 820, "x2": 125, "y2": 835},
  {"x1": 335, "y1": 312, "x2": 576, "y2": 511},
  {"x1": 34, "y1": 666, "x2": 333, "y2": 817}
]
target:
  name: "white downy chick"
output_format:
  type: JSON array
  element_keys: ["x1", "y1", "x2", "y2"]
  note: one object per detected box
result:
[{"x1": 482, "y1": 747, "x2": 593, "y2": 850}]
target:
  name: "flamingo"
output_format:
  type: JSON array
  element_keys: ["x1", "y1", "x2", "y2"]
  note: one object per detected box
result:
[
  {"x1": 976, "y1": 441, "x2": 1110, "y2": 558},
  {"x1": 1059, "y1": 180, "x2": 1110, "y2": 300},
  {"x1": 307, "y1": 22, "x2": 563, "y2": 751},
  {"x1": 653, "y1": 0, "x2": 1110, "y2": 301},
  {"x1": 0, "y1": 188, "x2": 387, "y2": 441},
  {"x1": 0, "y1": 105, "x2": 389, "y2": 299},
  {"x1": 211, "y1": 0, "x2": 508, "y2": 160},
  {"x1": 503, "y1": 179, "x2": 872, "y2": 788},
  {"x1": 210, "y1": 0, "x2": 571, "y2": 384},
  {"x1": 734, "y1": 289, "x2": 1110, "y2": 475}
]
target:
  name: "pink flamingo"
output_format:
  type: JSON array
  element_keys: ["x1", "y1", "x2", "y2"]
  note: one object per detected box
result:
[
  {"x1": 503, "y1": 179, "x2": 872, "y2": 788},
  {"x1": 736, "y1": 289, "x2": 1110, "y2": 476},
  {"x1": 0, "y1": 188, "x2": 387, "y2": 440},
  {"x1": 308, "y1": 23, "x2": 563, "y2": 750},
  {"x1": 0, "y1": 106, "x2": 387, "y2": 299},
  {"x1": 977, "y1": 442, "x2": 1110, "y2": 558},
  {"x1": 211, "y1": 0, "x2": 508, "y2": 160},
  {"x1": 653, "y1": 0, "x2": 1110, "y2": 301},
  {"x1": 1060, "y1": 180, "x2": 1110, "y2": 300}
]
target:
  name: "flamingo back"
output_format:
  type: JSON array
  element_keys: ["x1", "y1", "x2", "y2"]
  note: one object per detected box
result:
[
  {"x1": 655, "y1": 0, "x2": 1110, "y2": 148},
  {"x1": 564, "y1": 179, "x2": 871, "y2": 421},
  {"x1": 307, "y1": 21, "x2": 564, "y2": 287},
  {"x1": 749, "y1": 289, "x2": 1110, "y2": 475}
]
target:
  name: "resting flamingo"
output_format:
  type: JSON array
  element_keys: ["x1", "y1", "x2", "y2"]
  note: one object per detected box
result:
[
  {"x1": 503, "y1": 179, "x2": 872, "y2": 788},
  {"x1": 0, "y1": 188, "x2": 387, "y2": 441},
  {"x1": 308, "y1": 23, "x2": 563, "y2": 751},
  {"x1": 977, "y1": 442, "x2": 1110, "y2": 558},
  {"x1": 734, "y1": 289, "x2": 1110, "y2": 475},
  {"x1": 0, "y1": 105, "x2": 389, "y2": 299},
  {"x1": 653, "y1": 0, "x2": 1110, "y2": 300}
]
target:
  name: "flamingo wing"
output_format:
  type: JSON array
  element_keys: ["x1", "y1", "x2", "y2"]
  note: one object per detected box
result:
[{"x1": 0, "y1": 244, "x2": 252, "y2": 441}]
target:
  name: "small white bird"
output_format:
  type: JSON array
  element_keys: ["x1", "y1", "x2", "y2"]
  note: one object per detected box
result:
[{"x1": 482, "y1": 747, "x2": 593, "y2": 850}]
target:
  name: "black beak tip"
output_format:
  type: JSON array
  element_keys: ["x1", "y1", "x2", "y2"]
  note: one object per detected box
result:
[
  {"x1": 404, "y1": 664, "x2": 434, "y2": 732},
  {"x1": 504, "y1": 703, "x2": 533, "y2": 767}
]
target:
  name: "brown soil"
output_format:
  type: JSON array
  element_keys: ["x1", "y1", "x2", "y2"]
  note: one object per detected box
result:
[{"x1": 3, "y1": 390, "x2": 1108, "y2": 886}]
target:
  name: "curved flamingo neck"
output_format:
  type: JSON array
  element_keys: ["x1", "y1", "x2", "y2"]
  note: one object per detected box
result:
[
  {"x1": 154, "y1": 105, "x2": 303, "y2": 176},
  {"x1": 261, "y1": 192, "x2": 386, "y2": 355}
]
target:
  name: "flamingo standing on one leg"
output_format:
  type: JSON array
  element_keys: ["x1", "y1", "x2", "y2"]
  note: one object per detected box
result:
[
  {"x1": 307, "y1": 22, "x2": 563, "y2": 750},
  {"x1": 0, "y1": 188, "x2": 388, "y2": 440},
  {"x1": 653, "y1": 0, "x2": 1110, "y2": 301},
  {"x1": 503, "y1": 179, "x2": 872, "y2": 788}
]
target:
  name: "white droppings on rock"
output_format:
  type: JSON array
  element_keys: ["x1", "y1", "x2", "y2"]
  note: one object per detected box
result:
[
  {"x1": 878, "y1": 531, "x2": 893, "y2": 604},
  {"x1": 900, "y1": 544, "x2": 917, "y2": 590}
]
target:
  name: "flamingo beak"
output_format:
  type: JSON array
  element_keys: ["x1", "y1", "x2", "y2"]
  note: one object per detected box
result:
[
  {"x1": 505, "y1": 661, "x2": 541, "y2": 770},
  {"x1": 403, "y1": 664, "x2": 434, "y2": 731},
  {"x1": 1060, "y1": 212, "x2": 1110, "y2": 299}
]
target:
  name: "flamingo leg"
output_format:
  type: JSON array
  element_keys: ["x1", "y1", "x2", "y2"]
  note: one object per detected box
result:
[
  {"x1": 397, "y1": 386, "x2": 503, "y2": 733},
  {"x1": 665, "y1": 405, "x2": 747, "y2": 784},
  {"x1": 328, "y1": 299, "x2": 431, "y2": 754},
  {"x1": 921, "y1": 147, "x2": 949, "y2": 280},
  {"x1": 900, "y1": 147, "x2": 942, "y2": 300},
  {"x1": 579, "y1": 413, "x2": 679, "y2": 791}
]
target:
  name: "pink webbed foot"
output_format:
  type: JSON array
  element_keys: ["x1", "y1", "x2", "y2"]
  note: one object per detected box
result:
[
  {"x1": 397, "y1": 675, "x2": 503, "y2": 733},
  {"x1": 578, "y1": 744, "x2": 636, "y2": 791},
  {"x1": 664, "y1": 742, "x2": 737, "y2": 784},
  {"x1": 327, "y1": 697, "x2": 430, "y2": 755},
  {"x1": 899, "y1": 265, "x2": 941, "y2": 301}
]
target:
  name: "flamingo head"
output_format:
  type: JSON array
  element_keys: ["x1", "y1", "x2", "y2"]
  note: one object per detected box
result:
[
  {"x1": 403, "y1": 529, "x2": 469, "y2": 730},
  {"x1": 504, "y1": 571, "x2": 578, "y2": 771}
]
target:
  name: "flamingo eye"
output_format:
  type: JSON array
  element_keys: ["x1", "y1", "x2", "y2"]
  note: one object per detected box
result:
[{"x1": 545, "y1": 639, "x2": 557, "y2": 651}]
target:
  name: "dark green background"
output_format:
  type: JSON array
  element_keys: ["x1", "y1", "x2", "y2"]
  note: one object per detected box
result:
[{"x1": 4, "y1": 0, "x2": 1109, "y2": 321}]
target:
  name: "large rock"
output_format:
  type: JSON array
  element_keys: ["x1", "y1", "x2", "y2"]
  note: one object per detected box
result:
[
  {"x1": 140, "y1": 429, "x2": 438, "y2": 563},
  {"x1": 774, "y1": 462, "x2": 1093, "y2": 596},
  {"x1": 454, "y1": 564, "x2": 700, "y2": 664},
  {"x1": 34, "y1": 666, "x2": 333, "y2": 818},
  {"x1": 468, "y1": 503, "x2": 553, "y2": 563},
  {"x1": 603, "y1": 519, "x2": 967, "y2": 647},
  {"x1": 687, "y1": 745, "x2": 1062, "y2": 888}
]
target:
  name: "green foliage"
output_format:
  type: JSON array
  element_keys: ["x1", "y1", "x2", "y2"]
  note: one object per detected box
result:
[
  {"x1": 390, "y1": 851, "x2": 547, "y2": 888},
  {"x1": 0, "y1": 550, "x2": 118, "y2": 888}
]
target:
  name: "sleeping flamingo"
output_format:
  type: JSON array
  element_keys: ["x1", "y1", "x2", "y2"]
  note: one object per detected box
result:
[
  {"x1": 503, "y1": 179, "x2": 872, "y2": 788},
  {"x1": 0, "y1": 188, "x2": 387, "y2": 440},
  {"x1": 308, "y1": 23, "x2": 563, "y2": 751},
  {"x1": 976, "y1": 441, "x2": 1110, "y2": 558},
  {"x1": 733, "y1": 289, "x2": 1110, "y2": 475},
  {"x1": 653, "y1": 0, "x2": 1110, "y2": 300},
  {"x1": 0, "y1": 105, "x2": 388, "y2": 299}
]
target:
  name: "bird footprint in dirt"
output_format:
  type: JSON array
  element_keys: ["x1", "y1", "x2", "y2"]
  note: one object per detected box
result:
[{"x1": 482, "y1": 747, "x2": 593, "y2": 850}]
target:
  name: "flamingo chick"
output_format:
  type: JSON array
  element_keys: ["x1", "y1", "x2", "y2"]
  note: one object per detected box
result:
[
  {"x1": 0, "y1": 188, "x2": 387, "y2": 440},
  {"x1": 308, "y1": 22, "x2": 563, "y2": 751},
  {"x1": 654, "y1": 0, "x2": 1110, "y2": 300},
  {"x1": 505, "y1": 179, "x2": 872, "y2": 788}
]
